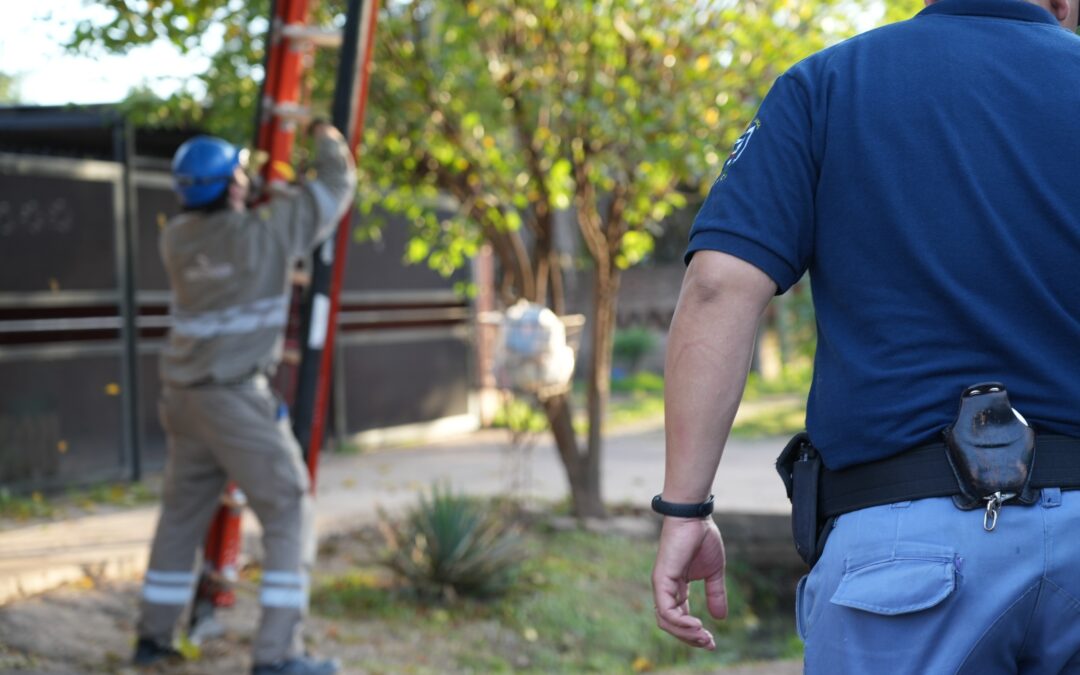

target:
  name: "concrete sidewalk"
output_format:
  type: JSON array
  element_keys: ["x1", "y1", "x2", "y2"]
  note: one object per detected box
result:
[{"x1": 0, "y1": 422, "x2": 793, "y2": 605}]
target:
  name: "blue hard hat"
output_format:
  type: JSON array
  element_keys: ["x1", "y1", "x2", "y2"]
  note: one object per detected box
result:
[{"x1": 172, "y1": 135, "x2": 241, "y2": 208}]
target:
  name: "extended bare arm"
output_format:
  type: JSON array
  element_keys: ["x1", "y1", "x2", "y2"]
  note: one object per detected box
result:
[{"x1": 652, "y1": 250, "x2": 775, "y2": 650}]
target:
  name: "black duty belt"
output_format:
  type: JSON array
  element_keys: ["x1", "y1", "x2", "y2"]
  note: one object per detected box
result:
[{"x1": 820, "y1": 433, "x2": 1080, "y2": 519}]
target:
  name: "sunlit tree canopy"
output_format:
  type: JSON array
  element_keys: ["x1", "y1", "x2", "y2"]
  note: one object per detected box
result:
[{"x1": 65, "y1": 0, "x2": 926, "y2": 517}]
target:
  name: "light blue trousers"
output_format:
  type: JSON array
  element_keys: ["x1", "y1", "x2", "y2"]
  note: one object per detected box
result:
[{"x1": 799, "y1": 489, "x2": 1080, "y2": 674}]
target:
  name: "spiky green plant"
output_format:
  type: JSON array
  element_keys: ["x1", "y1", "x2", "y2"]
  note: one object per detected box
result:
[{"x1": 378, "y1": 486, "x2": 524, "y2": 601}]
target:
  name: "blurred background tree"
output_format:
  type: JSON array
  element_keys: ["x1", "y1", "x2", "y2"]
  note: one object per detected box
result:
[
  {"x1": 0, "y1": 73, "x2": 21, "y2": 104},
  {"x1": 885, "y1": 0, "x2": 926, "y2": 23},
  {"x1": 65, "y1": 0, "x2": 924, "y2": 517}
]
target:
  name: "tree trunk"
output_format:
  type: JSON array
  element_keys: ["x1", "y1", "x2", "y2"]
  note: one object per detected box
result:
[
  {"x1": 549, "y1": 249, "x2": 565, "y2": 316},
  {"x1": 539, "y1": 263, "x2": 620, "y2": 520},
  {"x1": 541, "y1": 392, "x2": 606, "y2": 518},
  {"x1": 533, "y1": 229, "x2": 552, "y2": 309},
  {"x1": 583, "y1": 264, "x2": 619, "y2": 516}
]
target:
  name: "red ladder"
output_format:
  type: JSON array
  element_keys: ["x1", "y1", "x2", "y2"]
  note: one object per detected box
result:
[{"x1": 190, "y1": 0, "x2": 379, "y2": 630}]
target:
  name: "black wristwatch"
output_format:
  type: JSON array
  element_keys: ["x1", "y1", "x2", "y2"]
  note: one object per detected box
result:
[{"x1": 651, "y1": 494, "x2": 715, "y2": 519}]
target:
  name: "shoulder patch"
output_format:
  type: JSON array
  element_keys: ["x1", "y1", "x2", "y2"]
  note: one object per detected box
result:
[{"x1": 718, "y1": 118, "x2": 761, "y2": 182}]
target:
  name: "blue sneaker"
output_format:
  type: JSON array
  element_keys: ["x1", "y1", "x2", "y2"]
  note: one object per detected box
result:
[{"x1": 251, "y1": 656, "x2": 340, "y2": 675}]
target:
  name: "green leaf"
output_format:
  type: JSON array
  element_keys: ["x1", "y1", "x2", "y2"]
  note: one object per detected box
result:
[
  {"x1": 618, "y1": 230, "x2": 654, "y2": 270},
  {"x1": 406, "y1": 238, "x2": 430, "y2": 264}
]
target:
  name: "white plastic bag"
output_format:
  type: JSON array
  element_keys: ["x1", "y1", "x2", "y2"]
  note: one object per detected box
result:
[{"x1": 494, "y1": 300, "x2": 575, "y2": 395}]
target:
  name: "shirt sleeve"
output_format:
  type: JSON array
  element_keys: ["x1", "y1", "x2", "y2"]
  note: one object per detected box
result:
[
  {"x1": 685, "y1": 72, "x2": 818, "y2": 293},
  {"x1": 262, "y1": 129, "x2": 359, "y2": 258}
]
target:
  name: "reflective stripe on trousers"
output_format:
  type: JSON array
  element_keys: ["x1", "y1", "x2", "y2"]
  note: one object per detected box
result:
[
  {"x1": 141, "y1": 569, "x2": 197, "y2": 605},
  {"x1": 136, "y1": 381, "x2": 314, "y2": 664},
  {"x1": 260, "y1": 571, "x2": 309, "y2": 609}
]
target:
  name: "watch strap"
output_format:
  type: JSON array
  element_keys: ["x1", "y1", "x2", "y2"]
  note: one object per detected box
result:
[{"x1": 651, "y1": 494, "x2": 715, "y2": 518}]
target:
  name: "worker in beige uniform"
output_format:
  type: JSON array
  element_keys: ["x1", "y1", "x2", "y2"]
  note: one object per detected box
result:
[{"x1": 133, "y1": 122, "x2": 356, "y2": 675}]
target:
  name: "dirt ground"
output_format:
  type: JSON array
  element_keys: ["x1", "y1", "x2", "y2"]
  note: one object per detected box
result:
[
  {"x1": 0, "y1": 528, "x2": 803, "y2": 675},
  {"x1": 0, "y1": 573, "x2": 528, "y2": 675},
  {"x1": 0, "y1": 582, "x2": 802, "y2": 675},
  {"x1": 0, "y1": 594, "x2": 803, "y2": 675},
  {"x1": 0, "y1": 528, "x2": 506, "y2": 675}
]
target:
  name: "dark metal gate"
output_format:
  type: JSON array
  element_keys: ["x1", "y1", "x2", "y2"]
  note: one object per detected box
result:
[
  {"x1": 0, "y1": 148, "x2": 137, "y2": 490},
  {"x1": 0, "y1": 106, "x2": 478, "y2": 493}
]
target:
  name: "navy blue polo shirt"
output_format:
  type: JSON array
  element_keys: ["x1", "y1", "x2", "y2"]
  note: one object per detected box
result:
[{"x1": 687, "y1": 0, "x2": 1080, "y2": 469}]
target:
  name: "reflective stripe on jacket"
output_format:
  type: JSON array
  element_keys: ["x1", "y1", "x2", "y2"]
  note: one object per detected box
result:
[{"x1": 159, "y1": 131, "x2": 357, "y2": 387}]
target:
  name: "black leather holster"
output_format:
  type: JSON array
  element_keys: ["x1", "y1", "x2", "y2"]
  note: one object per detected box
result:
[
  {"x1": 776, "y1": 432, "x2": 831, "y2": 567},
  {"x1": 943, "y1": 382, "x2": 1036, "y2": 509}
]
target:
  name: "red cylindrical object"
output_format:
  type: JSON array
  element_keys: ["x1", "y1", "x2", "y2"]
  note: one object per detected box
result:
[{"x1": 199, "y1": 483, "x2": 245, "y2": 607}]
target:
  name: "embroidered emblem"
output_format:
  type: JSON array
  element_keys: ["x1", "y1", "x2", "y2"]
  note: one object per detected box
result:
[
  {"x1": 719, "y1": 118, "x2": 761, "y2": 182},
  {"x1": 182, "y1": 253, "x2": 234, "y2": 282}
]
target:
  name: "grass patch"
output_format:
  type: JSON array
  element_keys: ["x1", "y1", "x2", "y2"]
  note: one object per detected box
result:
[
  {"x1": 0, "y1": 481, "x2": 156, "y2": 522},
  {"x1": 742, "y1": 363, "x2": 812, "y2": 401},
  {"x1": 490, "y1": 365, "x2": 810, "y2": 437},
  {"x1": 0, "y1": 489, "x2": 54, "y2": 520},
  {"x1": 490, "y1": 380, "x2": 668, "y2": 437},
  {"x1": 311, "y1": 524, "x2": 801, "y2": 673},
  {"x1": 311, "y1": 569, "x2": 414, "y2": 622},
  {"x1": 610, "y1": 371, "x2": 664, "y2": 395},
  {"x1": 606, "y1": 365, "x2": 811, "y2": 436},
  {"x1": 74, "y1": 481, "x2": 155, "y2": 509},
  {"x1": 605, "y1": 368, "x2": 809, "y2": 437},
  {"x1": 730, "y1": 399, "x2": 807, "y2": 439},
  {"x1": 491, "y1": 397, "x2": 548, "y2": 434},
  {"x1": 606, "y1": 389, "x2": 666, "y2": 429}
]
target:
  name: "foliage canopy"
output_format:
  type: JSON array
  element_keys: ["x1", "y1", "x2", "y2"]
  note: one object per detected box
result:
[{"x1": 64, "y1": 0, "x2": 923, "y2": 516}]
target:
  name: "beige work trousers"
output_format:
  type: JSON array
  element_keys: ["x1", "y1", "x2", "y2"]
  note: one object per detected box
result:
[{"x1": 136, "y1": 376, "x2": 315, "y2": 664}]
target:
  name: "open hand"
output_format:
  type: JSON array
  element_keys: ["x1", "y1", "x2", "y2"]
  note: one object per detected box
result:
[{"x1": 651, "y1": 516, "x2": 728, "y2": 650}]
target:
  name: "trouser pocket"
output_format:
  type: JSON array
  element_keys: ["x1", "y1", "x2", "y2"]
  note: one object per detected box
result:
[
  {"x1": 796, "y1": 574, "x2": 810, "y2": 641},
  {"x1": 829, "y1": 543, "x2": 957, "y2": 616}
]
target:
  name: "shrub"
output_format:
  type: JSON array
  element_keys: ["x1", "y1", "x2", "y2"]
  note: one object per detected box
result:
[
  {"x1": 612, "y1": 328, "x2": 658, "y2": 372},
  {"x1": 610, "y1": 371, "x2": 664, "y2": 395},
  {"x1": 491, "y1": 396, "x2": 548, "y2": 434},
  {"x1": 743, "y1": 362, "x2": 813, "y2": 400},
  {"x1": 378, "y1": 486, "x2": 524, "y2": 601}
]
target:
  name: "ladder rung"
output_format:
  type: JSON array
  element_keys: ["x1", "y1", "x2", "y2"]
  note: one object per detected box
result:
[
  {"x1": 281, "y1": 23, "x2": 344, "y2": 48},
  {"x1": 272, "y1": 102, "x2": 312, "y2": 121}
]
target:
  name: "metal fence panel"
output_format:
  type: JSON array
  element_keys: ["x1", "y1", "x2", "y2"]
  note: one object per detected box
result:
[
  {"x1": 0, "y1": 156, "x2": 123, "y2": 293},
  {"x1": 339, "y1": 329, "x2": 472, "y2": 433},
  {"x1": 0, "y1": 153, "x2": 131, "y2": 491},
  {"x1": 0, "y1": 349, "x2": 128, "y2": 489}
]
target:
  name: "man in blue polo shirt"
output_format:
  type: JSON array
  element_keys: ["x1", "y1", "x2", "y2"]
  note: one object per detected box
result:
[{"x1": 652, "y1": 0, "x2": 1080, "y2": 671}]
